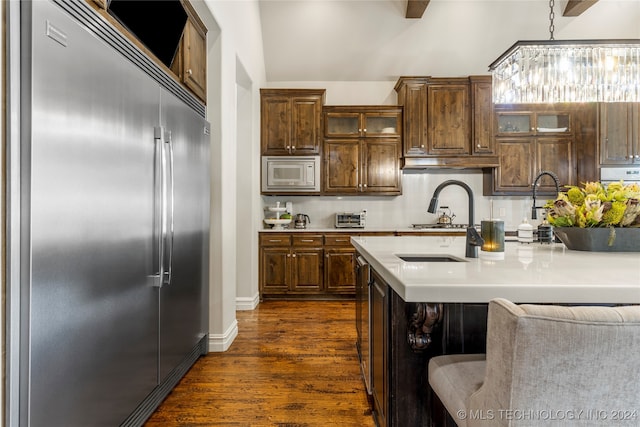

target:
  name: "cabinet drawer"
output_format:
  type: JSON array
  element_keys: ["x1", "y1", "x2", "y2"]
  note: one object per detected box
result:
[
  {"x1": 292, "y1": 234, "x2": 323, "y2": 246},
  {"x1": 324, "y1": 234, "x2": 354, "y2": 246},
  {"x1": 260, "y1": 234, "x2": 292, "y2": 246}
]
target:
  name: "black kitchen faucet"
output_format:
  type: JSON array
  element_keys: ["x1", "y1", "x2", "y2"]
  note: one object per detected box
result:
[
  {"x1": 427, "y1": 180, "x2": 484, "y2": 258},
  {"x1": 531, "y1": 170, "x2": 560, "y2": 220}
]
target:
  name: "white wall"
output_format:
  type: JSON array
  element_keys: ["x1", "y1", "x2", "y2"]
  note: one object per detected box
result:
[
  {"x1": 235, "y1": 58, "x2": 259, "y2": 310},
  {"x1": 266, "y1": 81, "x2": 399, "y2": 105},
  {"x1": 192, "y1": 0, "x2": 267, "y2": 350},
  {"x1": 262, "y1": 171, "x2": 536, "y2": 231}
]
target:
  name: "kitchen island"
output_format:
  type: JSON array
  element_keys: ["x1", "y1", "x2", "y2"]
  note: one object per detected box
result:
[
  {"x1": 351, "y1": 235, "x2": 640, "y2": 427},
  {"x1": 352, "y1": 234, "x2": 640, "y2": 304}
]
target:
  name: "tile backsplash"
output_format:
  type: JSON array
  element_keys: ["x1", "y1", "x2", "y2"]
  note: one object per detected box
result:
[{"x1": 262, "y1": 170, "x2": 545, "y2": 231}]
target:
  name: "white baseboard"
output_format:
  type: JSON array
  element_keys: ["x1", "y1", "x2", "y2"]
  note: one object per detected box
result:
[
  {"x1": 208, "y1": 320, "x2": 238, "y2": 352},
  {"x1": 236, "y1": 293, "x2": 260, "y2": 311}
]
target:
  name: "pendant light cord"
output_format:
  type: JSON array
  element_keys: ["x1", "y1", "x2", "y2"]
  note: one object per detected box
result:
[{"x1": 548, "y1": 0, "x2": 555, "y2": 40}]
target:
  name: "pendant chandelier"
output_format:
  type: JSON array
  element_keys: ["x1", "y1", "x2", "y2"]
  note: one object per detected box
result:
[{"x1": 488, "y1": 0, "x2": 640, "y2": 104}]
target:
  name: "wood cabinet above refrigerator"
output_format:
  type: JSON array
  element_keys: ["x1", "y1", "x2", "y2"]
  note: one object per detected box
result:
[{"x1": 87, "y1": 0, "x2": 208, "y2": 104}]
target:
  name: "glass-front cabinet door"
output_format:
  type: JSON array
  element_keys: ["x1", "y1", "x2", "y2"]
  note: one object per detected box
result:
[
  {"x1": 496, "y1": 110, "x2": 571, "y2": 136},
  {"x1": 325, "y1": 112, "x2": 361, "y2": 138},
  {"x1": 536, "y1": 113, "x2": 571, "y2": 134},
  {"x1": 325, "y1": 109, "x2": 402, "y2": 138},
  {"x1": 363, "y1": 113, "x2": 401, "y2": 137},
  {"x1": 496, "y1": 112, "x2": 533, "y2": 135}
]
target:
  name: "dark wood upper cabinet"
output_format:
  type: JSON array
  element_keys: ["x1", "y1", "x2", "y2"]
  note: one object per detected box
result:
[
  {"x1": 599, "y1": 103, "x2": 640, "y2": 165},
  {"x1": 395, "y1": 77, "x2": 470, "y2": 156},
  {"x1": 427, "y1": 80, "x2": 470, "y2": 155},
  {"x1": 323, "y1": 139, "x2": 361, "y2": 193},
  {"x1": 485, "y1": 105, "x2": 578, "y2": 195},
  {"x1": 323, "y1": 106, "x2": 402, "y2": 195},
  {"x1": 88, "y1": 0, "x2": 207, "y2": 104},
  {"x1": 180, "y1": 12, "x2": 207, "y2": 102},
  {"x1": 261, "y1": 89, "x2": 326, "y2": 155},
  {"x1": 470, "y1": 76, "x2": 494, "y2": 155},
  {"x1": 394, "y1": 78, "x2": 428, "y2": 155},
  {"x1": 394, "y1": 76, "x2": 498, "y2": 168}
]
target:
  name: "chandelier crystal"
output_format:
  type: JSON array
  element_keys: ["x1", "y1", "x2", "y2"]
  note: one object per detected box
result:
[{"x1": 489, "y1": 40, "x2": 640, "y2": 103}]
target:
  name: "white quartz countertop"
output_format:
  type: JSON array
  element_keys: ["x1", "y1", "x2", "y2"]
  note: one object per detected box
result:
[{"x1": 351, "y1": 235, "x2": 640, "y2": 304}]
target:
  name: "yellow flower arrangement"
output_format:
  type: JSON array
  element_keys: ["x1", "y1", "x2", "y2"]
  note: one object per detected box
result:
[{"x1": 545, "y1": 181, "x2": 640, "y2": 228}]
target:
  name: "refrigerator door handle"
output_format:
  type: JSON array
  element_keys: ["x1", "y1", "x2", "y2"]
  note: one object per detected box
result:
[
  {"x1": 152, "y1": 126, "x2": 165, "y2": 287},
  {"x1": 162, "y1": 130, "x2": 175, "y2": 286}
]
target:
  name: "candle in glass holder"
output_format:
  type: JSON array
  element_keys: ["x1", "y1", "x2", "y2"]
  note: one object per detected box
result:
[{"x1": 480, "y1": 219, "x2": 505, "y2": 259}]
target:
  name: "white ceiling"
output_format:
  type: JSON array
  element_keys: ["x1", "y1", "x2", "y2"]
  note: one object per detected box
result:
[{"x1": 258, "y1": 0, "x2": 640, "y2": 82}]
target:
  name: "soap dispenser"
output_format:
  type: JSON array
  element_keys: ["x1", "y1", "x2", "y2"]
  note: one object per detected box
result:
[{"x1": 517, "y1": 218, "x2": 534, "y2": 243}]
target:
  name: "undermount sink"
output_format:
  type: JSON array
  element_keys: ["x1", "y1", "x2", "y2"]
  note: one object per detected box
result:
[{"x1": 396, "y1": 254, "x2": 466, "y2": 263}]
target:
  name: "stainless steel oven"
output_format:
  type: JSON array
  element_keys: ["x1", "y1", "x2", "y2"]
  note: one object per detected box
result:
[{"x1": 601, "y1": 166, "x2": 640, "y2": 184}]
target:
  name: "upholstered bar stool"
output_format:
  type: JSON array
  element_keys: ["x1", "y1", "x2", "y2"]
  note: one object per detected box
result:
[{"x1": 428, "y1": 298, "x2": 640, "y2": 427}]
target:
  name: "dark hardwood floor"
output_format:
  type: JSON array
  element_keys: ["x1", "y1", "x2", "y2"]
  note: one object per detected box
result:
[{"x1": 144, "y1": 300, "x2": 376, "y2": 426}]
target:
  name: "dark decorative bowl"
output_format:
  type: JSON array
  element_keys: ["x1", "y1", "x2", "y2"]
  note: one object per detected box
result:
[{"x1": 554, "y1": 227, "x2": 640, "y2": 252}]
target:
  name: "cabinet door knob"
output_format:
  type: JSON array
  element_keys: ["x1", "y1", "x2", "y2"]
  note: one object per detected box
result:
[
  {"x1": 186, "y1": 69, "x2": 193, "y2": 76},
  {"x1": 420, "y1": 144, "x2": 425, "y2": 148},
  {"x1": 287, "y1": 254, "x2": 291, "y2": 257},
  {"x1": 477, "y1": 144, "x2": 481, "y2": 148},
  {"x1": 291, "y1": 146, "x2": 295, "y2": 150},
  {"x1": 292, "y1": 254, "x2": 296, "y2": 258},
  {"x1": 363, "y1": 184, "x2": 367, "y2": 188}
]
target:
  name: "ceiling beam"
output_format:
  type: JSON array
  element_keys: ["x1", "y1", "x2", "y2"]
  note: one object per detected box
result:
[
  {"x1": 562, "y1": 0, "x2": 599, "y2": 16},
  {"x1": 406, "y1": 0, "x2": 430, "y2": 19}
]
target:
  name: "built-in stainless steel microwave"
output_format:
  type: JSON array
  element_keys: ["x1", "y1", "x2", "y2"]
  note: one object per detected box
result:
[{"x1": 262, "y1": 156, "x2": 321, "y2": 193}]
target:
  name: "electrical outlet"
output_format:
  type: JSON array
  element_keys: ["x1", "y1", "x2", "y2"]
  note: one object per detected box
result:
[{"x1": 499, "y1": 207, "x2": 506, "y2": 217}]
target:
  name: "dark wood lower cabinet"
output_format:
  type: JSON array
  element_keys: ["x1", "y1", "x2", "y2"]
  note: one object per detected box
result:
[
  {"x1": 291, "y1": 248, "x2": 323, "y2": 293},
  {"x1": 260, "y1": 232, "x2": 382, "y2": 299},
  {"x1": 259, "y1": 233, "x2": 325, "y2": 298},
  {"x1": 370, "y1": 271, "x2": 388, "y2": 427},
  {"x1": 260, "y1": 246, "x2": 291, "y2": 294},
  {"x1": 367, "y1": 264, "x2": 489, "y2": 427},
  {"x1": 324, "y1": 247, "x2": 356, "y2": 293}
]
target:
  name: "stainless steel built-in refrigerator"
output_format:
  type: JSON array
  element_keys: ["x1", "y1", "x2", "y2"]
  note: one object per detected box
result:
[{"x1": 6, "y1": 1, "x2": 210, "y2": 425}]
